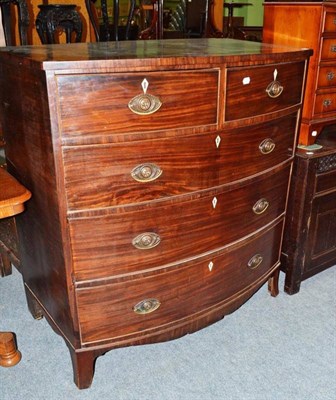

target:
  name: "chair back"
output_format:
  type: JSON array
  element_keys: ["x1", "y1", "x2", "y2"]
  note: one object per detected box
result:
[{"x1": 0, "y1": 0, "x2": 29, "y2": 46}]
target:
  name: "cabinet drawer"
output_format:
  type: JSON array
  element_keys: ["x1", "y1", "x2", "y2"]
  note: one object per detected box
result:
[
  {"x1": 57, "y1": 70, "x2": 219, "y2": 139},
  {"x1": 314, "y1": 92, "x2": 336, "y2": 117},
  {"x1": 316, "y1": 168, "x2": 336, "y2": 194},
  {"x1": 63, "y1": 114, "x2": 297, "y2": 210},
  {"x1": 324, "y1": 12, "x2": 336, "y2": 33},
  {"x1": 320, "y1": 38, "x2": 336, "y2": 60},
  {"x1": 76, "y1": 219, "x2": 283, "y2": 344},
  {"x1": 225, "y1": 62, "x2": 304, "y2": 121},
  {"x1": 317, "y1": 66, "x2": 336, "y2": 88},
  {"x1": 70, "y1": 164, "x2": 291, "y2": 281}
]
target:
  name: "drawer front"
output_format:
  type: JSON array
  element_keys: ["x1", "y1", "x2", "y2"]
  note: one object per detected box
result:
[
  {"x1": 225, "y1": 62, "x2": 304, "y2": 121},
  {"x1": 63, "y1": 114, "x2": 297, "y2": 210},
  {"x1": 314, "y1": 92, "x2": 336, "y2": 117},
  {"x1": 317, "y1": 66, "x2": 336, "y2": 88},
  {"x1": 321, "y1": 38, "x2": 336, "y2": 60},
  {"x1": 76, "y1": 220, "x2": 284, "y2": 344},
  {"x1": 70, "y1": 165, "x2": 291, "y2": 281},
  {"x1": 316, "y1": 168, "x2": 336, "y2": 194},
  {"x1": 57, "y1": 70, "x2": 219, "y2": 139},
  {"x1": 324, "y1": 12, "x2": 336, "y2": 33}
]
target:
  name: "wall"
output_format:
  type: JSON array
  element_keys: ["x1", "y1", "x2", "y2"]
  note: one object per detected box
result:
[{"x1": 224, "y1": 0, "x2": 264, "y2": 26}]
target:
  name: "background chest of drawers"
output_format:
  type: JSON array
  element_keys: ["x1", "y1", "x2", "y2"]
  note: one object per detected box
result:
[
  {"x1": 263, "y1": 0, "x2": 336, "y2": 145},
  {"x1": 0, "y1": 39, "x2": 311, "y2": 388}
]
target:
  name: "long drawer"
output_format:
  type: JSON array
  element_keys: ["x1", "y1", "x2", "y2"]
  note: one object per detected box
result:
[
  {"x1": 225, "y1": 61, "x2": 304, "y2": 121},
  {"x1": 69, "y1": 164, "x2": 291, "y2": 281},
  {"x1": 63, "y1": 113, "x2": 297, "y2": 210},
  {"x1": 57, "y1": 70, "x2": 219, "y2": 139},
  {"x1": 76, "y1": 219, "x2": 284, "y2": 345}
]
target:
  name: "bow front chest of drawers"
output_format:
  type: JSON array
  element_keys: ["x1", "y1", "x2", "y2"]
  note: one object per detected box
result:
[{"x1": 0, "y1": 39, "x2": 311, "y2": 388}]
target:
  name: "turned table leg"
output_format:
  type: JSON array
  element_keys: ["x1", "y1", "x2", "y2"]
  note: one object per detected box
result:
[
  {"x1": 268, "y1": 267, "x2": 280, "y2": 297},
  {"x1": 0, "y1": 332, "x2": 21, "y2": 367}
]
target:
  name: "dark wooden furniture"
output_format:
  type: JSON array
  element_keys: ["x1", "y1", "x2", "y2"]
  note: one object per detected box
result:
[
  {"x1": 224, "y1": 2, "x2": 252, "y2": 38},
  {"x1": 0, "y1": 39, "x2": 311, "y2": 388},
  {"x1": 281, "y1": 131, "x2": 336, "y2": 294},
  {"x1": 35, "y1": 4, "x2": 83, "y2": 44},
  {"x1": 263, "y1": 1, "x2": 336, "y2": 293},
  {"x1": 85, "y1": 0, "x2": 137, "y2": 41},
  {"x1": 0, "y1": 0, "x2": 29, "y2": 45},
  {"x1": 263, "y1": 0, "x2": 336, "y2": 146},
  {"x1": 0, "y1": 167, "x2": 31, "y2": 368},
  {"x1": 233, "y1": 25, "x2": 263, "y2": 42}
]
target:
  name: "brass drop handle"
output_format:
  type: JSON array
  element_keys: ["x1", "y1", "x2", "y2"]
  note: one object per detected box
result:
[
  {"x1": 133, "y1": 298, "x2": 161, "y2": 314},
  {"x1": 132, "y1": 232, "x2": 161, "y2": 250},
  {"x1": 128, "y1": 78, "x2": 162, "y2": 115},
  {"x1": 266, "y1": 80, "x2": 283, "y2": 98},
  {"x1": 266, "y1": 68, "x2": 283, "y2": 98},
  {"x1": 247, "y1": 254, "x2": 263, "y2": 270},
  {"x1": 259, "y1": 138, "x2": 276, "y2": 154},
  {"x1": 131, "y1": 163, "x2": 162, "y2": 183},
  {"x1": 252, "y1": 198, "x2": 269, "y2": 215}
]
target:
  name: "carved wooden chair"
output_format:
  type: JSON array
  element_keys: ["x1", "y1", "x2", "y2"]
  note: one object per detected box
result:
[
  {"x1": 0, "y1": 0, "x2": 29, "y2": 45},
  {"x1": 85, "y1": 0, "x2": 138, "y2": 41}
]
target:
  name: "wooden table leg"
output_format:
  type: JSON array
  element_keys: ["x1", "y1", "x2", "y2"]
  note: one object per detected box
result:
[
  {"x1": 268, "y1": 267, "x2": 280, "y2": 297},
  {"x1": 0, "y1": 332, "x2": 21, "y2": 367}
]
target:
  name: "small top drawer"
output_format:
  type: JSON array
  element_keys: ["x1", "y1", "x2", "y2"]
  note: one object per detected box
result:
[
  {"x1": 225, "y1": 62, "x2": 305, "y2": 121},
  {"x1": 320, "y1": 38, "x2": 336, "y2": 60},
  {"x1": 317, "y1": 66, "x2": 336, "y2": 88},
  {"x1": 324, "y1": 11, "x2": 336, "y2": 33},
  {"x1": 314, "y1": 92, "x2": 336, "y2": 117},
  {"x1": 57, "y1": 70, "x2": 219, "y2": 139}
]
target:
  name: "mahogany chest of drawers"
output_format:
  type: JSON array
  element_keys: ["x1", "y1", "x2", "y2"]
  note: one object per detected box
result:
[
  {"x1": 263, "y1": 0, "x2": 336, "y2": 145},
  {"x1": 0, "y1": 39, "x2": 311, "y2": 388}
]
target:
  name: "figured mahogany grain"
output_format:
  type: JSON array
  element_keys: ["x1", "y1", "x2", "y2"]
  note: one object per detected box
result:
[
  {"x1": 63, "y1": 113, "x2": 297, "y2": 210},
  {"x1": 0, "y1": 39, "x2": 311, "y2": 389},
  {"x1": 70, "y1": 164, "x2": 290, "y2": 281}
]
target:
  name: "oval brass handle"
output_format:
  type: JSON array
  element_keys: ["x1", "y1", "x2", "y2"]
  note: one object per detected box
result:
[
  {"x1": 253, "y1": 198, "x2": 269, "y2": 215},
  {"x1": 247, "y1": 254, "x2": 263, "y2": 270},
  {"x1": 131, "y1": 163, "x2": 162, "y2": 183},
  {"x1": 266, "y1": 80, "x2": 283, "y2": 98},
  {"x1": 132, "y1": 232, "x2": 161, "y2": 250},
  {"x1": 133, "y1": 298, "x2": 161, "y2": 315},
  {"x1": 128, "y1": 93, "x2": 162, "y2": 115},
  {"x1": 259, "y1": 138, "x2": 275, "y2": 155}
]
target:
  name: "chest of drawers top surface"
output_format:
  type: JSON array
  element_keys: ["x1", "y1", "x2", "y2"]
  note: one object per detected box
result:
[{"x1": 0, "y1": 38, "x2": 312, "y2": 69}]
